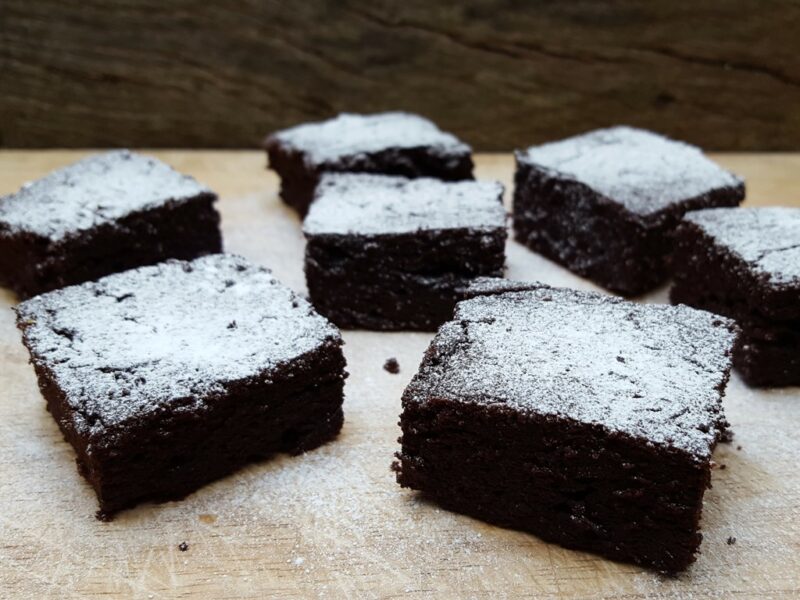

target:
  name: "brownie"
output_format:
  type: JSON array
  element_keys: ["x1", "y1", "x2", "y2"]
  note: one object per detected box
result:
[
  {"x1": 264, "y1": 112, "x2": 473, "y2": 215},
  {"x1": 671, "y1": 206, "x2": 800, "y2": 386},
  {"x1": 303, "y1": 173, "x2": 507, "y2": 331},
  {"x1": 395, "y1": 280, "x2": 737, "y2": 572},
  {"x1": 513, "y1": 126, "x2": 745, "y2": 296},
  {"x1": 0, "y1": 150, "x2": 222, "y2": 299},
  {"x1": 15, "y1": 254, "x2": 346, "y2": 518}
]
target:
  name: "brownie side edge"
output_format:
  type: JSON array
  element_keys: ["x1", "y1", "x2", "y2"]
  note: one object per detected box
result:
[
  {"x1": 18, "y1": 310, "x2": 346, "y2": 518},
  {"x1": 671, "y1": 220, "x2": 800, "y2": 386},
  {"x1": 266, "y1": 139, "x2": 475, "y2": 216},
  {"x1": 265, "y1": 139, "x2": 320, "y2": 215},
  {"x1": 396, "y1": 394, "x2": 714, "y2": 573},
  {"x1": 12, "y1": 194, "x2": 222, "y2": 299},
  {"x1": 305, "y1": 228, "x2": 506, "y2": 330},
  {"x1": 673, "y1": 219, "x2": 800, "y2": 321},
  {"x1": 0, "y1": 229, "x2": 49, "y2": 298},
  {"x1": 513, "y1": 160, "x2": 744, "y2": 296}
]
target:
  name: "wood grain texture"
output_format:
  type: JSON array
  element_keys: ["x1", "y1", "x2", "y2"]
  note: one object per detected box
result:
[
  {"x1": 1, "y1": 151, "x2": 800, "y2": 599},
  {"x1": 1, "y1": 1, "x2": 800, "y2": 150}
]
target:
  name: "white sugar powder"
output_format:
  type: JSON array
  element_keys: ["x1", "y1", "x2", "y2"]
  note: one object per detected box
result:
[
  {"x1": 406, "y1": 281, "x2": 736, "y2": 458},
  {"x1": 303, "y1": 173, "x2": 506, "y2": 236},
  {"x1": 270, "y1": 112, "x2": 470, "y2": 167},
  {"x1": 0, "y1": 150, "x2": 213, "y2": 241},
  {"x1": 517, "y1": 126, "x2": 742, "y2": 216},
  {"x1": 684, "y1": 206, "x2": 800, "y2": 287}
]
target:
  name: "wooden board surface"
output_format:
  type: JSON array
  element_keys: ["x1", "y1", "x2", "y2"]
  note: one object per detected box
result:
[
  {"x1": 1, "y1": 151, "x2": 800, "y2": 599},
  {"x1": 3, "y1": 2, "x2": 800, "y2": 150}
]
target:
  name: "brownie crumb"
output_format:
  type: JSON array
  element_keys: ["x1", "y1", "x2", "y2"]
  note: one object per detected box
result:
[
  {"x1": 384, "y1": 357, "x2": 400, "y2": 374},
  {"x1": 178, "y1": 541, "x2": 189, "y2": 552},
  {"x1": 727, "y1": 536, "x2": 736, "y2": 545},
  {"x1": 737, "y1": 445, "x2": 743, "y2": 451},
  {"x1": 719, "y1": 464, "x2": 727, "y2": 470}
]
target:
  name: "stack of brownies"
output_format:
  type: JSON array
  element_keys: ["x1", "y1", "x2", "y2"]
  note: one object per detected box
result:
[
  {"x1": 671, "y1": 207, "x2": 800, "y2": 386},
  {"x1": 2, "y1": 109, "x2": 797, "y2": 575},
  {"x1": 265, "y1": 112, "x2": 508, "y2": 331},
  {"x1": 1, "y1": 151, "x2": 347, "y2": 518}
]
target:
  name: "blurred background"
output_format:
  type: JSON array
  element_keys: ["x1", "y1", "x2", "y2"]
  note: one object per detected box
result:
[{"x1": 1, "y1": 0, "x2": 798, "y2": 150}]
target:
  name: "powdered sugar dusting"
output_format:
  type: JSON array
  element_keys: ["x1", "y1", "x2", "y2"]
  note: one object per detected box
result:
[
  {"x1": 303, "y1": 173, "x2": 506, "y2": 236},
  {"x1": 517, "y1": 126, "x2": 743, "y2": 216},
  {"x1": 270, "y1": 112, "x2": 471, "y2": 167},
  {"x1": 406, "y1": 282, "x2": 736, "y2": 458},
  {"x1": 465, "y1": 276, "x2": 544, "y2": 297},
  {"x1": 684, "y1": 206, "x2": 800, "y2": 287},
  {"x1": 15, "y1": 254, "x2": 340, "y2": 435},
  {"x1": 0, "y1": 150, "x2": 214, "y2": 241}
]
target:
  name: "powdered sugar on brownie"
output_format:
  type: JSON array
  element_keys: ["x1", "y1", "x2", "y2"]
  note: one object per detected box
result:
[
  {"x1": 0, "y1": 150, "x2": 214, "y2": 241},
  {"x1": 269, "y1": 112, "x2": 471, "y2": 167},
  {"x1": 15, "y1": 254, "x2": 340, "y2": 436},
  {"x1": 684, "y1": 207, "x2": 800, "y2": 287},
  {"x1": 517, "y1": 126, "x2": 743, "y2": 217},
  {"x1": 303, "y1": 173, "x2": 506, "y2": 236},
  {"x1": 405, "y1": 284, "x2": 736, "y2": 459},
  {"x1": 464, "y1": 276, "x2": 544, "y2": 298}
]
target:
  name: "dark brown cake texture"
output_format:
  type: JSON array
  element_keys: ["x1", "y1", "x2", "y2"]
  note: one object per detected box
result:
[
  {"x1": 15, "y1": 254, "x2": 346, "y2": 519},
  {"x1": 303, "y1": 173, "x2": 507, "y2": 331},
  {"x1": 264, "y1": 112, "x2": 474, "y2": 215},
  {"x1": 513, "y1": 126, "x2": 745, "y2": 296},
  {"x1": 0, "y1": 150, "x2": 222, "y2": 299},
  {"x1": 671, "y1": 206, "x2": 800, "y2": 387},
  {"x1": 396, "y1": 278, "x2": 737, "y2": 572}
]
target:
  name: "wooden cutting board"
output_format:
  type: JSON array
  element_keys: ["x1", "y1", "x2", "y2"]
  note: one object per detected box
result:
[{"x1": 1, "y1": 151, "x2": 799, "y2": 599}]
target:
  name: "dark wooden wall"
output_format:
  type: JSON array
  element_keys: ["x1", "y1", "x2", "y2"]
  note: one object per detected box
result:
[{"x1": 1, "y1": 1, "x2": 799, "y2": 150}]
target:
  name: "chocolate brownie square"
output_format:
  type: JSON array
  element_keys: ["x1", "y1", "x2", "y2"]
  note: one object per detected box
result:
[
  {"x1": 395, "y1": 280, "x2": 737, "y2": 572},
  {"x1": 264, "y1": 112, "x2": 473, "y2": 215},
  {"x1": 303, "y1": 173, "x2": 507, "y2": 331},
  {"x1": 513, "y1": 126, "x2": 744, "y2": 296},
  {"x1": 15, "y1": 254, "x2": 346, "y2": 518},
  {"x1": 671, "y1": 206, "x2": 800, "y2": 386},
  {"x1": 0, "y1": 150, "x2": 222, "y2": 299}
]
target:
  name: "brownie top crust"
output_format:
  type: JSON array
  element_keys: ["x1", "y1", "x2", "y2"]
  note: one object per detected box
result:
[
  {"x1": 303, "y1": 173, "x2": 506, "y2": 236},
  {"x1": 15, "y1": 254, "x2": 341, "y2": 436},
  {"x1": 406, "y1": 281, "x2": 736, "y2": 459},
  {"x1": 683, "y1": 206, "x2": 800, "y2": 288},
  {"x1": 266, "y1": 112, "x2": 471, "y2": 167},
  {"x1": 0, "y1": 150, "x2": 214, "y2": 242},
  {"x1": 464, "y1": 276, "x2": 545, "y2": 297},
  {"x1": 516, "y1": 126, "x2": 743, "y2": 217}
]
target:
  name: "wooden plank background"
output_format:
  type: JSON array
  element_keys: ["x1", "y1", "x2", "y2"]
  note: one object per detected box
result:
[{"x1": 1, "y1": 1, "x2": 799, "y2": 150}]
